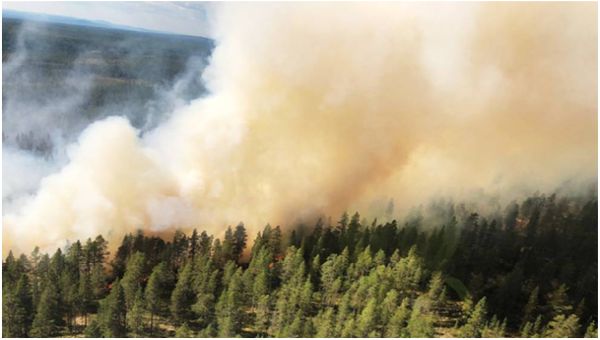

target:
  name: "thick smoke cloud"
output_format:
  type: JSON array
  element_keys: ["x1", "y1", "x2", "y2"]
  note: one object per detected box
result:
[
  {"x1": 2, "y1": 18, "x2": 210, "y2": 226},
  {"x1": 3, "y1": 3, "x2": 597, "y2": 255}
]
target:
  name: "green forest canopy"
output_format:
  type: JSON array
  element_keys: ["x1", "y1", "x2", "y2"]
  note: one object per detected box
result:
[{"x1": 2, "y1": 192, "x2": 597, "y2": 337}]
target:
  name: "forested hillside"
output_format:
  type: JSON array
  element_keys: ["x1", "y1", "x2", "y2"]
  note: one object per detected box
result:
[
  {"x1": 2, "y1": 193, "x2": 597, "y2": 337},
  {"x1": 2, "y1": 17, "x2": 213, "y2": 156}
]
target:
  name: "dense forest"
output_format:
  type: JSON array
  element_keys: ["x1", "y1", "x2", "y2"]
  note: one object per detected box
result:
[{"x1": 2, "y1": 192, "x2": 598, "y2": 337}]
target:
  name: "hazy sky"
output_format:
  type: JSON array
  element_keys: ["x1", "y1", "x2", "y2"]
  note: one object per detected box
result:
[{"x1": 2, "y1": 1, "x2": 213, "y2": 37}]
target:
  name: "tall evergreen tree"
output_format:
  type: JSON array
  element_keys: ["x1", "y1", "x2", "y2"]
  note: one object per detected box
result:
[
  {"x1": 98, "y1": 279, "x2": 127, "y2": 337},
  {"x1": 170, "y1": 262, "x2": 196, "y2": 325},
  {"x1": 127, "y1": 289, "x2": 145, "y2": 337},
  {"x1": 145, "y1": 262, "x2": 171, "y2": 332},
  {"x1": 544, "y1": 314, "x2": 581, "y2": 338},
  {"x1": 460, "y1": 297, "x2": 488, "y2": 337},
  {"x1": 30, "y1": 284, "x2": 61, "y2": 337},
  {"x1": 216, "y1": 269, "x2": 245, "y2": 337},
  {"x1": 121, "y1": 252, "x2": 146, "y2": 312}
]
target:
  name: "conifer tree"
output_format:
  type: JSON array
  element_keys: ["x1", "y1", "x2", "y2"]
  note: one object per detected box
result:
[
  {"x1": 145, "y1": 262, "x2": 170, "y2": 332},
  {"x1": 3, "y1": 251, "x2": 19, "y2": 284},
  {"x1": 30, "y1": 285, "x2": 61, "y2": 337},
  {"x1": 521, "y1": 320, "x2": 534, "y2": 338},
  {"x1": 222, "y1": 227, "x2": 236, "y2": 263},
  {"x1": 90, "y1": 262, "x2": 107, "y2": 300},
  {"x1": 460, "y1": 297, "x2": 488, "y2": 337},
  {"x1": 189, "y1": 229, "x2": 199, "y2": 260},
  {"x1": 122, "y1": 252, "x2": 146, "y2": 312},
  {"x1": 254, "y1": 294, "x2": 271, "y2": 335},
  {"x1": 127, "y1": 289, "x2": 145, "y2": 337},
  {"x1": 544, "y1": 314, "x2": 581, "y2": 338},
  {"x1": 427, "y1": 272, "x2": 446, "y2": 301},
  {"x1": 192, "y1": 256, "x2": 219, "y2": 327},
  {"x1": 548, "y1": 284, "x2": 573, "y2": 317},
  {"x1": 314, "y1": 307, "x2": 336, "y2": 337},
  {"x1": 356, "y1": 297, "x2": 379, "y2": 337},
  {"x1": 13, "y1": 274, "x2": 34, "y2": 337},
  {"x1": 2, "y1": 286, "x2": 16, "y2": 337},
  {"x1": 233, "y1": 222, "x2": 248, "y2": 261},
  {"x1": 78, "y1": 270, "x2": 94, "y2": 326},
  {"x1": 198, "y1": 231, "x2": 213, "y2": 257},
  {"x1": 29, "y1": 247, "x2": 46, "y2": 308},
  {"x1": 523, "y1": 286, "x2": 539, "y2": 323},
  {"x1": 385, "y1": 297, "x2": 410, "y2": 337},
  {"x1": 407, "y1": 296, "x2": 435, "y2": 337},
  {"x1": 216, "y1": 268, "x2": 245, "y2": 337},
  {"x1": 98, "y1": 279, "x2": 127, "y2": 337},
  {"x1": 170, "y1": 262, "x2": 196, "y2": 324}
]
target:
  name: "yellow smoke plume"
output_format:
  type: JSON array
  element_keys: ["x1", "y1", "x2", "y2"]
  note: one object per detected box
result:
[{"x1": 3, "y1": 3, "x2": 597, "y2": 256}]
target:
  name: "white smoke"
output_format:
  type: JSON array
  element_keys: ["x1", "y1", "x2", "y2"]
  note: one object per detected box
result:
[{"x1": 3, "y1": 3, "x2": 597, "y2": 255}]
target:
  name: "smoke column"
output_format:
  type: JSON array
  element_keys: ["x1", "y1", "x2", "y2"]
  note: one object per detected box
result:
[{"x1": 3, "y1": 3, "x2": 597, "y2": 255}]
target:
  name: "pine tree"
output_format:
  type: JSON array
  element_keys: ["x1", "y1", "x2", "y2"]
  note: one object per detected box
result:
[
  {"x1": 212, "y1": 238, "x2": 224, "y2": 267},
  {"x1": 121, "y1": 252, "x2": 145, "y2": 312},
  {"x1": 427, "y1": 271, "x2": 446, "y2": 310},
  {"x1": 547, "y1": 284, "x2": 573, "y2": 317},
  {"x1": 13, "y1": 274, "x2": 34, "y2": 337},
  {"x1": 340, "y1": 316, "x2": 356, "y2": 337},
  {"x1": 171, "y1": 230, "x2": 189, "y2": 269},
  {"x1": 255, "y1": 294, "x2": 271, "y2": 335},
  {"x1": 2, "y1": 285, "x2": 16, "y2": 337},
  {"x1": 222, "y1": 226, "x2": 236, "y2": 263},
  {"x1": 532, "y1": 315, "x2": 543, "y2": 337},
  {"x1": 544, "y1": 314, "x2": 581, "y2": 338},
  {"x1": 314, "y1": 307, "x2": 336, "y2": 337},
  {"x1": 4, "y1": 251, "x2": 19, "y2": 284},
  {"x1": 90, "y1": 262, "x2": 107, "y2": 300},
  {"x1": 170, "y1": 262, "x2": 196, "y2": 324},
  {"x1": 145, "y1": 262, "x2": 170, "y2": 332},
  {"x1": 198, "y1": 231, "x2": 213, "y2": 257},
  {"x1": 356, "y1": 297, "x2": 379, "y2": 337},
  {"x1": 522, "y1": 286, "x2": 539, "y2": 323},
  {"x1": 98, "y1": 279, "x2": 127, "y2": 337},
  {"x1": 385, "y1": 297, "x2": 410, "y2": 337},
  {"x1": 460, "y1": 297, "x2": 487, "y2": 337},
  {"x1": 216, "y1": 269, "x2": 245, "y2": 337},
  {"x1": 61, "y1": 268, "x2": 80, "y2": 331},
  {"x1": 29, "y1": 247, "x2": 46, "y2": 309},
  {"x1": 482, "y1": 315, "x2": 506, "y2": 337},
  {"x1": 192, "y1": 256, "x2": 219, "y2": 327},
  {"x1": 271, "y1": 247, "x2": 309, "y2": 336},
  {"x1": 233, "y1": 222, "x2": 248, "y2": 261},
  {"x1": 127, "y1": 289, "x2": 145, "y2": 337},
  {"x1": 521, "y1": 321, "x2": 534, "y2": 338},
  {"x1": 78, "y1": 270, "x2": 94, "y2": 326},
  {"x1": 30, "y1": 285, "x2": 60, "y2": 337},
  {"x1": 189, "y1": 229, "x2": 199, "y2": 260},
  {"x1": 407, "y1": 296, "x2": 435, "y2": 337}
]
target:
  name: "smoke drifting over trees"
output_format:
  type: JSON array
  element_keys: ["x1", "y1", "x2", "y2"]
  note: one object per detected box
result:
[
  {"x1": 2, "y1": 193, "x2": 597, "y2": 337},
  {"x1": 3, "y1": 3, "x2": 597, "y2": 256}
]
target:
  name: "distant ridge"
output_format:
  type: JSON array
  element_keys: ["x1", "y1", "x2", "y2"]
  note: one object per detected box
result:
[{"x1": 2, "y1": 8, "x2": 207, "y2": 39}]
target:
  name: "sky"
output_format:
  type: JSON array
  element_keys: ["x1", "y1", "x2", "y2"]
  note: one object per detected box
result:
[{"x1": 2, "y1": 1, "x2": 213, "y2": 37}]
